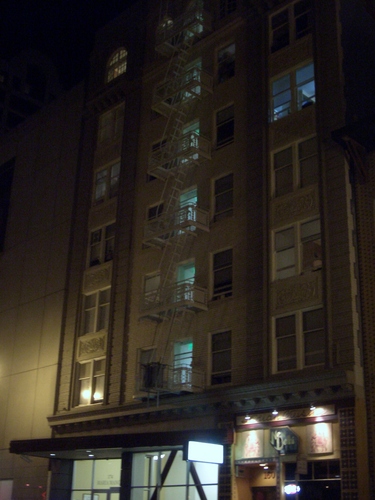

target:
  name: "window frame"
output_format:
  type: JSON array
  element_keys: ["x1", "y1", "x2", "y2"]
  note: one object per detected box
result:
[
  {"x1": 215, "y1": 104, "x2": 234, "y2": 148},
  {"x1": 273, "y1": 216, "x2": 321, "y2": 280},
  {"x1": 273, "y1": 307, "x2": 325, "y2": 373},
  {"x1": 74, "y1": 357, "x2": 106, "y2": 406},
  {"x1": 106, "y1": 47, "x2": 128, "y2": 83},
  {"x1": 97, "y1": 103, "x2": 125, "y2": 144},
  {"x1": 219, "y1": 0, "x2": 237, "y2": 19},
  {"x1": 92, "y1": 160, "x2": 121, "y2": 206},
  {"x1": 213, "y1": 173, "x2": 233, "y2": 221},
  {"x1": 210, "y1": 330, "x2": 232, "y2": 385},
  {"x1": 270, "y1": 0, "x2": 312, "y2": 53},
  {"x1": 272, "y1": 135, "x2": 318, "y2": 198},
  {"x1": 81, "y1": 288, "x2": 111, "y2": 337},
  {"x1": 212, "y1": 248, "x2": 233, "y2": 300},
  {"x1": 88, "y1": 222, "x2": 116, "y2": 267},
  {"x1": 217, "y1": 42, "x2": 235, "y2": 84},
  {"x1": 270, "y1": 61, "x2": 315, "y2": 122}
]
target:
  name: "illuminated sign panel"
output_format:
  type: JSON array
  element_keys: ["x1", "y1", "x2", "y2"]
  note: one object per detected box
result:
[{"x1": 184, "y1": 441, "x2": 224, "y2": 464}]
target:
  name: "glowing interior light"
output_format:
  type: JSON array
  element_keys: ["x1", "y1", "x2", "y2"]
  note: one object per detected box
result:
[
  {"x1": 272, "y1": 409, "x2": 278, "y2": 416},
  {"x1": 82, "y1": 389, "x2": 90, "y2": 400},
  {"x1": 284, "y1": 484, "x2": 301, "y2": 495},
  {"x1": 93, "y1": 391, "x2": 102, "y2": 400},
  {"x1": 263, "y1": 466, "x2": 269, "y2": 470}
]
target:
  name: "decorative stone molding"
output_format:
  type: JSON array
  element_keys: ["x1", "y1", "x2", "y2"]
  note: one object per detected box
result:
[
  {"x1": 76, "y1": 331, "x2": 107, "y2": 362},
  {"x1": 269, "y1": 36, "x2": 313, "y2": 77},
  {"x1": 83, "y1": 262, "x2": 112, "y2": 294},
  {"x1": 94, "y1": 141, "x2": 122, "y2": 169},
  {"x1": 88, "y1": 198, "x2": 117, "y2": 229},
  {"x1": 271, "y1": 271, "x2": 322, "y2": 315},
  {"x1": 270, "y1": 184, "x2": 319, "y2": 229},
  {"x1": 269, "y1": 105, "x2": 316, "y2": 150}
]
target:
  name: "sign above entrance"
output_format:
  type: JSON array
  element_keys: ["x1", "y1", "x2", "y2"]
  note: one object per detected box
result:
[
  {"x1": 270, "y1": 427, "x2": 298, "y2": 455},
  {"x1": 184, "y1": 441, "x2": 224, "y2": 464}
]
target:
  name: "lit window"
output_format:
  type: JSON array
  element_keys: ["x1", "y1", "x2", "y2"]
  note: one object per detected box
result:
[
  {"x1": 214, "y1": 173, "x2": 233, "y2": 221},
  {"x1": 75, "y1": 358, "x2": 105, "y2": 405},
  {"x1": 88, "y1": 223, "x2": 115, "y2": 267},
  {"x1": 273, "y1": 137, "x2": 318, "y2": 197},
  {"x1": 274, "y1": 307, "x2": 325, "y2": 372},
  {"x1": 274, "y1": 217, "x2": 321, "y2": 280},
  {"x1": 211, "y1": 331, "x2": 232, "y2": 384},
  {"x1": 106, "y1": 48, "x2": 127, "y2": 83},
  {"x1": 212, "y1": 249, "x2": 233, "y2": 299},
  {"x1": 97, "y1": 103, "x2": 124, "y2": 143},
  {"x1": 270, "y1": 0, "x2": 312, "y2": 53},
  {"x1": 219, "y1": 0, "x2": 237, "y2": 19},
  {"x1": 82, "y1": 288, "x2": 111, "y2": 336},
  {"x1": 93, "y1": 161, "x2": 120, "y2": 205},
  {"x1": 217, "y1": 43, "x2": 235, "y2": 83},
  {"x1": 271, "y1": 62, "x2": 315, "y2": 121},
  {"x1": 216, "y1": 105, "x2": 234, "y2": 147}
]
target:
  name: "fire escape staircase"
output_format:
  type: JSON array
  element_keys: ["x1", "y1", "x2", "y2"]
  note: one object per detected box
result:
[{"x1": 137, "y1": 1, "x2": 212, "y2": 397}]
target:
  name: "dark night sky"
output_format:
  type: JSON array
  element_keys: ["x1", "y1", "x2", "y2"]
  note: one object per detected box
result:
[{"x1": 0, "y1": 0, "x2": 137, "y2": 88}]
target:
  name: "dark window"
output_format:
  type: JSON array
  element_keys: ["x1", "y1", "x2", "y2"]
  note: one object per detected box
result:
[
  {"x1": 216, "y1": 105, "x2": 234, "y2": 147},
  {"x1": 211, "y1": 331, "x2": 231, "y2": 384},
  {"x1": 0, "y1": 158, "x2": 15, "y2": 251},
  {"x1": 214, "y1": 173, "x2": 233, "y2": 221},
  {"x1": 213, "y1": 248, "x2": 233, "y2": 299},
  {"x1": 218, "y1": 43, "x2": 235, "y2": 83},
  {"x1": 219, "y1": 0, "x2": 237, "y2": 19}
]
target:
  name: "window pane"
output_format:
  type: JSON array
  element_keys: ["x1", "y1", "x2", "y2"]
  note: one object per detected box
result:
[
  {"x1": 300, "y1": 155, "x2": 318, "y2": 187},
  {"x1": 275, "y1": 227, "x2": 294, "y2": 251},
  {"x1": 271, "y1": 9, "x2": 289, "y2": 52},
  {"x1": 275, "y1": 166, "x2": 293, "y2": 196},
  {"x1": 301, "y1": 219, "x2": 320, "y2": 240},
  {"x1": 79, "y1": 377, "x2": 91, "y2": 405},
  {"x1": 95, "y1": 170, "x2": 107, "y2": 203},
  {"x1": 109, "y1": 162, "x2": 120, "y2": 198},
  {"x1": 212, "y1": 330, "x2": 231, "y2": 350},
  {"x1": 215, "y1": 174, "x2": 233, "y2": 220},
  {"x1": 276, "y1": 315, "x2": 295, "y2": 337},
  {"x1": 218, "y1": 43, "x2": 235, "y2": 83},
  {"x1": 212, "y1": 351, "x2": 231, "y2": 372},
  {"x1": 303, "y1": 308, "x2": 323, "y2": 331},
  {"x1": 93, "y1": 374, "x2": 105, "y2": 401},
  {"x1": 296, "y1": 63, "x2": 314, "y2": 84},
  {"x1": 217, "y1": 105, "x2": 234, "y2": 147}
]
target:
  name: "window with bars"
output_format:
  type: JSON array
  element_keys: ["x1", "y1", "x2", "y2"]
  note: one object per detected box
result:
[
  {"x1": 88, "y1": 223, "x2": 115, "y2": 267},
  {"x1": 211, "y1": 331, "x2": 232, "y2": 385},
  {"x1": 274, "y1": 307, "x2": 325, "y2": 372},
  {"x1": 270, "y1": 0, "x2": 312, "y2": 53},
  {"x1": 273, "y1": 136, "x2": 318, "y2": 197}
]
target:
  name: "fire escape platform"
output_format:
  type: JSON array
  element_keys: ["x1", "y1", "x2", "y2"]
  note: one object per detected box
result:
[
  {"x1": 148, "y1": 132, "x2": 211, "y2": 179},
  {"x1": 152, "y1": 69, "x2": 213, "y2": 117},
  {"x1": 155, "y1": 10, "x2": 212, "y2": 57},
  {"x1": 143, "y1": 205, "x2": 209, "y2": 248},
  {"x1": 139, "y1": 284, "x2": 208, "y2": 322}
]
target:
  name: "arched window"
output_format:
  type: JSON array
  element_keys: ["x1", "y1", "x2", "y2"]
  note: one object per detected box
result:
[{"x1": 106, "y1": 48, "x2": 127, "y2": 83}]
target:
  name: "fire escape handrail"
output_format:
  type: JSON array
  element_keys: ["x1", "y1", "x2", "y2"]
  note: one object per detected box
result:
[
  {"x1": 144, "y1": 204, "x2": 209, "y2": 239},
  {"x1": 140, "y1": 279, "x2": 207, "y2": 312}
]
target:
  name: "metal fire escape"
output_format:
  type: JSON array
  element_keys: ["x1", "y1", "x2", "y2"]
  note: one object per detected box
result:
[{"x1": 137, "y1": 0, "x2": 212, "y2": 399}]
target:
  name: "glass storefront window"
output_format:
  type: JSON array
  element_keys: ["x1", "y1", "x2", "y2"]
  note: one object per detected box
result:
[{"x1": 71, "y1": 460, "x2": 121, "y2": 500}]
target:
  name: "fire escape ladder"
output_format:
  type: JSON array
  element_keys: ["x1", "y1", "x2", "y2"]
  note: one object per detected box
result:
[{"x1": 138, "y1": 1, "x2": 211, "y2": 397}]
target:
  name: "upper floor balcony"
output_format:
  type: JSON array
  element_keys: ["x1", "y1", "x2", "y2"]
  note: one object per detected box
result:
[
  {"x1": 148, "y1": 131, "x2": 211, "y2": 179},
  {"x1": 139, "y1": 279, "x2": 208, "y2": 322},
  {"x1": 155, "y1": 9, "x2": 212, "y2": 57},
  {"x1": 143, "y1": 204, "x2": 209, "y2": 248},
  {"x1": 152, "y1": 67, "x2": 212, "y2": 117}
]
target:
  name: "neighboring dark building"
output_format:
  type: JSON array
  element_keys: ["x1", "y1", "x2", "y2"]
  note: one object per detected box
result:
[
  {"x1": 0, "y1": 49, "x2": 62, "y2": 134},
  {"x1": 2, "y1": 1, "x2": 375, "y2": 499}
]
